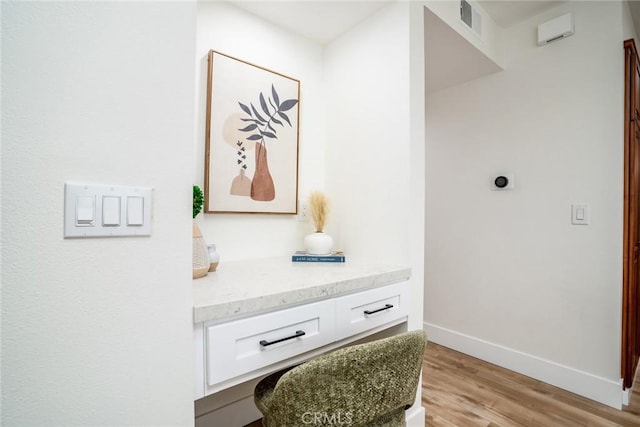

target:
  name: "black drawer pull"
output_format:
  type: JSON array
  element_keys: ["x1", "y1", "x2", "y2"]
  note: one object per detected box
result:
[
  {"x1": 364, "y1": 304, "x2": 394, "y2": 315},
  {"x1": 260, "y1": 330, "x2": 306, "y2": 347}
]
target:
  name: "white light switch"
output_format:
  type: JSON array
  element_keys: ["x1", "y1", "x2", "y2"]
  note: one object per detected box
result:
[
  {"x1": 572, "y1": 204, "x2": 589, "y2": 225},
  {"x1": 64, "y1": 183, "x2": 152, "y2": 238},
  {"x1": 102, "y1": 196, "x2": 121, "y2": 226},
  {"x1": 127, "y1": 196, "x2": 144, "y2": 226},
  {"x1": 76, "y1": 196, "x2": 95, "y2": 226}
]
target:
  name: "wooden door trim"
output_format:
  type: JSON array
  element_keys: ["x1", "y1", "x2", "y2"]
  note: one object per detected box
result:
[{"x1": 623, "y1": 38, "x2": 638, "y2": 389}]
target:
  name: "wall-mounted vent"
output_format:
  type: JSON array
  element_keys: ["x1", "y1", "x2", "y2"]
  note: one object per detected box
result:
[
  {"x1": 537, "y1": 13, "x2": 574, "y2": 46},
  {"x1": 460, "y1": 0, "x2": 482, "y2": 38}
]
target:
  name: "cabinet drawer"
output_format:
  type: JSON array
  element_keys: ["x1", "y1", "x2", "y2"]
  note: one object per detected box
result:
[
  {"x1": 335, "y1": 281, "x2": 410, "y2": 340},
  {"x1": 206, "y1": 299, "x2": 335, "y2": 386}
]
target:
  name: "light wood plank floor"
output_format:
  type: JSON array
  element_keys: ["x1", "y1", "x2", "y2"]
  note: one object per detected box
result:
[
  {"x1": 424, "y1": 342, "x2": 640, "y2": 426},
  {"x1": 247, "y1": 342, "x2": 640, "y2": 426}
]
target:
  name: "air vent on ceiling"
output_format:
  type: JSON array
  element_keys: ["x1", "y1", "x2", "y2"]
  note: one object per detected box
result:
[{"x1": 460, "y1": 0, "x2": 482, "y2": 38}]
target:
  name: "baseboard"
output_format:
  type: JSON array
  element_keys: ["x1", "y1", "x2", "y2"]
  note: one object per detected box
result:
[
  {"x1": 623, "y1": 387, "x2": 630, "y2": 406},
  {"x1": 622, "y1": 355, "x2": 640, "y2": 406},
  {"x1": 424, "y1": 322, "x2": 623, "y2": 410},
  {"x1": 405, "y1": 405, "x2": 425, "y2": 427}
]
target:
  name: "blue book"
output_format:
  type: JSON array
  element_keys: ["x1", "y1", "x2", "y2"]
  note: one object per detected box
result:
[{"x1": 292, "y1": 251, "x2": 345, "y2": 263}]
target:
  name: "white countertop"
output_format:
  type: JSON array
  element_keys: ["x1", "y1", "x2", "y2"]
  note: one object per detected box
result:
[{"x1": 192, "y1": 257, "x2": 411, "y2": 323}]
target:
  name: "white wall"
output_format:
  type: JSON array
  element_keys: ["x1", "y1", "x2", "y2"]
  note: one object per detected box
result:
[
  {"x1": 194, "y1": 2, "x2": 426, "y2": 423},
  {"x1": 324, "y1": 3, "x2": 411, "y2": 265},
  {"x1": 425, "y1": 1, "x2": 625, "y2": 408},
  {"x1": 323, "y1": 0, "x2": 426, "y2": 332},
  {"x1": 2, "y1": 2, "x2": 196, "y2": 425},
  {"x1": 623, "y1": 0, "x2": 638, "y2": 43},
  {"x1": 195, "y1": 1, "x2": 326, "y2": 261},
  {"x1": 424, "y1": 0, "x2": 504, "y2": 68},
  {"x1": 324, "y1": 0, "x2": 425, "y2": 417}
]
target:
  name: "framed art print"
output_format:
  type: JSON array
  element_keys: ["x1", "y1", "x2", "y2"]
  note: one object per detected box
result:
[{"x1": 205, "y1": 50, "x2": 300, "y2": 214}]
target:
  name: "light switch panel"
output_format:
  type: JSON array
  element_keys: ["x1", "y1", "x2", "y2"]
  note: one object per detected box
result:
[
  {"x1": 571, "y1": 204, "x2": 589, "y2": 225},
  {"x1": 64, "y1": 183, "x2": 152, "y2": 238}
]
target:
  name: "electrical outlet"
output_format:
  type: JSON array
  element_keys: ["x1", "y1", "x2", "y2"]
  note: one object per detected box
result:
[{"x1": 297, "y1": 199, "x2": 309, "y2": 222}]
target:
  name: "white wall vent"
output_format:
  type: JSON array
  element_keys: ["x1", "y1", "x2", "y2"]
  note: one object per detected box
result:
[
  {"x1": 537, "y1": 13, "x2": 574, "y2": 46},
  {"x1": 460, "y1": 0, "x2": 482, "y2": 38}
]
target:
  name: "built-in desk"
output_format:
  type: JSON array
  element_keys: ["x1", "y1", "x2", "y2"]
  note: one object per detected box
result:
[{"x1": 193, "y1": 256, "x2": 412, "y2": 401}]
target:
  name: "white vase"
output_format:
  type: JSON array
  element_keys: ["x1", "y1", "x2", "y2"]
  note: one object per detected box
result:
[
  {"x1": 207, "y1": 244, "x2": 220, "y2": 272},
  {"x1": 304, "y1": 232, "x2": 334, "y2": 255}
]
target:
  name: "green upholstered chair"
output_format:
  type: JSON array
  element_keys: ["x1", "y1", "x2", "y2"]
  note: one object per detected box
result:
[{"x1": 254, "y1": 330, "x2": 426, "y2": 427}]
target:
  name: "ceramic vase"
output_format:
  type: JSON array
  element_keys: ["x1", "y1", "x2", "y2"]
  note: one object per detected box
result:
[
  {"x1": 207, "y1": 244, "x2": 220, "y2": 272},
  {"x1": 192, "y1": 222, "x2": 210, "y2": 279},
  {"x1": 304, "y1": 232, "x2": 334, "y2": 255}
]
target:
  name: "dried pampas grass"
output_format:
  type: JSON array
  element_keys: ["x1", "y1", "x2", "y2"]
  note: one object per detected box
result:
[{"x1": 309, "y1": 191, "x2": 329, "y2": 232}]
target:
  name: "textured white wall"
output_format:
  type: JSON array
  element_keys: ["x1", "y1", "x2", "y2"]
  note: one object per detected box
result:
[
  {"x1": 195, "y1": 1, "x2": 326, "y2": 261},
  {"x1": 425, "y1": 0, "x2": 624, "y2": 382},
  {"x1": 2, "y1": 2, "x2": 196, "y2": 425}
]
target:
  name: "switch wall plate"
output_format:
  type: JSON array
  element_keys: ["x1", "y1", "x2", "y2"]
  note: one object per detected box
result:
[
  {"x1": 571, "y1": 204, "x2": 589, "y2": 225},
  {"x1": 297, "y1": 199, "x2": 309, "y2": 222},
  {"x1": 64, "y1": 183, "x2": 152, "y2": 238}
]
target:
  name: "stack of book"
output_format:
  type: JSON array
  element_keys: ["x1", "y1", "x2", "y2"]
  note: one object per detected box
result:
[{"x1": 291, "y1": 251, "x2": 345, "y2": 263}]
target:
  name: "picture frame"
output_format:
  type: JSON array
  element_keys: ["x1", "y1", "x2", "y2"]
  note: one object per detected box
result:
[{"x1": 205, "y1": 50, "x2": 300, "y2": 214}]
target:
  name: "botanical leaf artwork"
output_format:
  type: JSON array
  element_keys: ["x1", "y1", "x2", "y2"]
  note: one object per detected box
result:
[
  {"x1": 234, "y1": 85, "x2": 298, "y2": 202},
  {"x1": 206, "y1": 50, "x2": 300, "y2": 213}
]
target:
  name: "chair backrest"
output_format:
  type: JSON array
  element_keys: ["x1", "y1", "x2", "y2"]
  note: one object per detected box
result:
[{"x1": 260, "y1": 330, "x2": 426, "y2": 427}]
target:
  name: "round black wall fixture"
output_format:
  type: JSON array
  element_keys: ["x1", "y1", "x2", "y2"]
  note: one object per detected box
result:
[{"x1": 494, "y1": 176, "x2": 509, "y2": 188}]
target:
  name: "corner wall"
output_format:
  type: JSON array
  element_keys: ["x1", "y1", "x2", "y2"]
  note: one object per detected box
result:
[
  {"x1": 2, "y1": 2, "x2": 196, "y2": 425},
  {"x1": 324, "y1": 3, "x2": 413, "y2": 266},
  {"x1": 425, "y1": 1, "x2": 625, "y2": 408},
  {"x1": 324, "y1": 1, "x2": 426, "y2": 420}
]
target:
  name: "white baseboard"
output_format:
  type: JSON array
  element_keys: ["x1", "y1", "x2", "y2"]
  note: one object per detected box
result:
[
  {"x1": 623, "y1": 387, "x2": 630, "y2": 406},
  {"x1": 405, "y1": 405, "x2": 425, "y2": 427},
  {"x1": 622, "y1": 355, "x2": 640, "y2": 406},
  {"x1": 424, "y1": 322, "x2": 623, "y2": 410}
]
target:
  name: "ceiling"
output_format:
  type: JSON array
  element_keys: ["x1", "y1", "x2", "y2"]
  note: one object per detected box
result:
[
  {"x1": 229, "y1": 0, "x2": 393, "y2": 45},
  {"x1": 227, "y1": 0, "x2": 640, "y2": 92},
  {"x1": 478, "y1": 1, "x2": 565, "y2": 28},
  {"x1": 229, "y1": 0, "x2": 571, "y2": 45}
]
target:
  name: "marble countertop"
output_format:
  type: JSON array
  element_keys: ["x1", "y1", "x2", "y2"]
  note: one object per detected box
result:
[{"x1": 192, "y1": 257, "x2": 411, "y2": 324}]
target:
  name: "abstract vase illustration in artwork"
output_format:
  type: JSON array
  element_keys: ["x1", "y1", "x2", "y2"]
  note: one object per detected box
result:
[
  {"x1": 251, "y1": 142, "x2": 275, "y2": 201},
  {"x1": 230, "y1": 168, "x2": 252, "y2": 196},
  {"x1": 235, "y1": 84, "x2": 298, "y2": 202}
]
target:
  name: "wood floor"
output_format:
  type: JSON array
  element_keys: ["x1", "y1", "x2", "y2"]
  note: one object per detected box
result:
[
  {"x1": 424, "y1": 342, "x2": 640, "y2": 426},
  {"x1": 247, "y1": 342, "x2": 640, "y2": 426}
]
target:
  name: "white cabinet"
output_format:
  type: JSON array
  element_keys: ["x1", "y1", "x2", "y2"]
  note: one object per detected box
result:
[
  {"x1": 335, "y1": 280, "x2": 410, "y2": 341},
  {"x1": 205, "y1": 299, "x2": 335, "y2": 386},
  {"x1": 196, "y1": 279, "x2": 411, "y2": 398}
]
